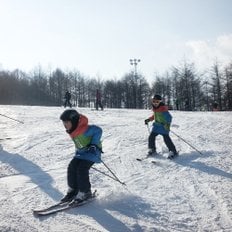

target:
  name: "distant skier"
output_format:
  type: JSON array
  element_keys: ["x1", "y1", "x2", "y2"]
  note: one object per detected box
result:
[
  {"x1": 64, "y1": 91, "x2": 72, "y2": 108},
  {"x1": 96, "y1": 89, "x2": 103, "y2": 111},
  {"x1": 144, "y1": 94, "x2": 178, "y2": 159},
  {"x1": 60, "y1": 109, "x2": 103, "y2": 203}
]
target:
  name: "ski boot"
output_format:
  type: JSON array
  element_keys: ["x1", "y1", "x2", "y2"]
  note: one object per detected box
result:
[
  {"x1": 60, "y1": 189, "x2": 77, "y2": 203},
  {"x1": 69, "y1": 190, "x2": 92, "y2": 205},
  {"x1": 147, "y1": 148, "x2": 158, "y2": 157},
  {"x1": 168, "y1": 151, "x2": 178, "y2": 159}
]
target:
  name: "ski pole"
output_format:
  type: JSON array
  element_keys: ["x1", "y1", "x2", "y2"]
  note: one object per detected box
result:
[
  {"x1": 146, "y1": 124, "x2": 151, "y2": 133},
  {"x1": 100, "y1": 159, "x2": 126, "y2": 186},
  {"x1": 91, "y1": 166, "x2": 123, "y2": 184},
  {"x1": 0, "y1": 113, "x2": 24, "y2": 124},
  {"x1": 171, "y1": 130, "x2": 204, "y2": 156}
]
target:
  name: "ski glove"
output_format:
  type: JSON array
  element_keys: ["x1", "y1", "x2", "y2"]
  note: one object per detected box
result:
[
  {"x1": 87, "y1": 144, "x2": 98, "y2": 153},
  {"x1": 164, "y1": 123, "x2": 170, "y2": 131},
  {"x1": 144, "y1": 119, "x2": 150, "y2": 125}
]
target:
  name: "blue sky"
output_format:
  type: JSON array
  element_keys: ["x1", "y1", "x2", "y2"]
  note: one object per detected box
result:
[{"x1": 0, "y1": 0, "x2": 231, "y2": 82}]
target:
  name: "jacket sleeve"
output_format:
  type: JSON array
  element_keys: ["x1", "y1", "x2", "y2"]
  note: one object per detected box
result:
[
  {"x1": 85, "y1": 125, "x2": 102, "y2": 145},
  {"x1": 149, "y1": 115, "x2": 154, "y2": 121},
  {"x1": 163, "y1": 111, "x2": 172, "y2": 124}
]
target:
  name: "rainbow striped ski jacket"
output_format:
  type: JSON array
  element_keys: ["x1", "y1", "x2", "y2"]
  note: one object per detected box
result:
[
  {"x1": 148, "y1": 103, "x2": 172, "y2": 135},
  {"x1": 69, "y1": 114, "x2": 102, "y2": 163}
]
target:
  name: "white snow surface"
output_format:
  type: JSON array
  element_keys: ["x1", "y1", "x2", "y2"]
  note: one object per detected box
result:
[{"x1": 0, "y1": 105, "x2": 232, "y2": 232}]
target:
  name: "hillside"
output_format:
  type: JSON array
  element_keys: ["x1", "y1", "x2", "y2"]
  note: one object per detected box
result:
[{"x1": 0, "y1": 106, "x2": 232, "y2": 232}]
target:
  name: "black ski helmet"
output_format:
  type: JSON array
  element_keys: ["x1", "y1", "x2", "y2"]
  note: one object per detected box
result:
[
  {"x1": 153, "y1": 94, "x2": 162, "y2": 101},
  {"x1": 60, "y1": 109, "x2": 80, "y2": 133}
]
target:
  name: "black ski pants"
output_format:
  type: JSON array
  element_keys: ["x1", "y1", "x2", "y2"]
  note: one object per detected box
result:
[
  {"x1": 64, "y1": 99, "x2": 72, "y2": 108},
  {"x1": 148, "y1": 132, "x2": 177, "y2": 153},
  {"x1": 96, "y1": 100, "x2": 103, "y2": 110},
  {"x1": 67, "y1": 157, "x2": 94, "y2": 193}
]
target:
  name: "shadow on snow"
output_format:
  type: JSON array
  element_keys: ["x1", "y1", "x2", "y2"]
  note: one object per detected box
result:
[
  {"x1": 175, "y1": 151, "x2": 232, "y2": 180},
  {"x1": 0, "y1": 147, "x2": 63, "y2": 201}
]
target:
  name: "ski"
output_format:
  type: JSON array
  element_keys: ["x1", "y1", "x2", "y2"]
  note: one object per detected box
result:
[
  {"x1": 136, "y1": 157, "x2": 157, "y2": 164},
  {"x1": 0, "y1": 137, "x2": 12, "y2": 140},
  {"x1": 167, "y1": 154, "x2": 179, "y2": 160},
  {"x1": 33, "y1": 190, "x2": 97, "y2": 216},
  {"x1": 33, "y1": 201, "x2": 68, "y2": 214},
  {"x1": 136, "y1": 157, "x2": 148, "y2": 161},
  {"x1": 136, "y1": 153, "x2": 160, "y2": 163},
  {"x1": 136, "y1": 152, "x2": 179, "y2": 163}
]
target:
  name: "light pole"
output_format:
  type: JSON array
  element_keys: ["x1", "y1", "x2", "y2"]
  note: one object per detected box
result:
[
  {"x1": 129, "y1": 58, "x2": 141, "y2": 76},
  {"x1": 129, "y1": 59, "x2": 141, "y2": 108}
]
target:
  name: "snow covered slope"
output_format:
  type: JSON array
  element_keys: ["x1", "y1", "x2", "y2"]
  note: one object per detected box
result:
[{"x1": 0, "y1": 105, "x2": 231, "y2": 232}]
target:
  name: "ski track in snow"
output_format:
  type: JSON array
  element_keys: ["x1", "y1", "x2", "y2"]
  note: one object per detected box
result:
[{"x1": 0, "y1": 105, "x2": 232, "y2": 232}]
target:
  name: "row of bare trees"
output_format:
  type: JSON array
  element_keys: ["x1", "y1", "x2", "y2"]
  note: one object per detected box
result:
[
  {"x1": 0, "y1": 61, "x2": 232, "y2": 110},
  {"x1": 151, "y1": 61, "x2": 232, "y2": 111}
]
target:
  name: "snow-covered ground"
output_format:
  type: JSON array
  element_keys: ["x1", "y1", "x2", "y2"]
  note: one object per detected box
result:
[{"x1": 0, "y1": 105, "x2": 231, "y2": 232}]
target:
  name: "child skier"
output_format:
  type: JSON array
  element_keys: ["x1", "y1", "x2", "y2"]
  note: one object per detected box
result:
[
  {"x1": 144, "y1": 94, "x2": 178, "y2": 158},
  {"x1": 60, "y1": 109, "x2": 102, "y2": 203}
]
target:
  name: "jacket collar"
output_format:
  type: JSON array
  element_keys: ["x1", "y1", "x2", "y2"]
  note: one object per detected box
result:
[{"x1": 70, "y1": 114, "x2": 88, "y2": 138}]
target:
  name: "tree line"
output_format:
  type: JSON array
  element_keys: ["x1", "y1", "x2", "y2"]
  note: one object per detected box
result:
[{"x1": 0, "y1": 60, "x2": 232, "y2": 111}]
